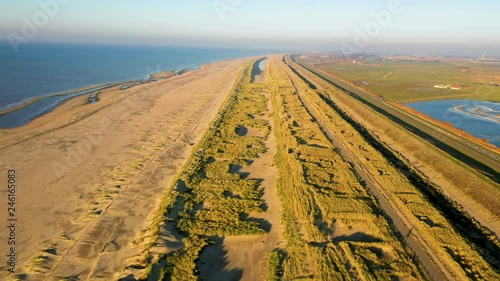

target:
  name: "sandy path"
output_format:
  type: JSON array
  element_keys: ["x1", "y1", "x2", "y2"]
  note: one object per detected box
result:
[
  {"x1": 0, "y1": 58, "x2": 250, "y2": 280},
  {"x1": 198, "y1": 88, "x2": 283, "y2": 281}
]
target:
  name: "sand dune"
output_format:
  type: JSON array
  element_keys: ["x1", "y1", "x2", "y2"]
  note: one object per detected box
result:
[{"x1": 0, "y1": 57, "x2": 252, "y2": 280}]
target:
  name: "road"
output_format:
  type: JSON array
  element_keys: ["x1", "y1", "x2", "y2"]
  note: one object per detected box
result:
[{"x1": 276, "y1": 57, "x2": 454, "y2": 281}]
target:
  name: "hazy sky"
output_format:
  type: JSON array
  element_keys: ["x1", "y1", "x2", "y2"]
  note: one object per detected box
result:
[{"x1": 1, "y1": 0, "x2": 499, "y2": 56}]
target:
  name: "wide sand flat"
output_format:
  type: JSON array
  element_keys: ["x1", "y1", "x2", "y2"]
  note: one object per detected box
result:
[{"x1": 0, "y1": 57, "x2": 251, "y2": 280}]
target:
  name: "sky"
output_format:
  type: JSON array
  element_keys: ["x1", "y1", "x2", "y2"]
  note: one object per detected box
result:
[{"x1": 0, "y1": 0, "x2": 499, "y2": 56}]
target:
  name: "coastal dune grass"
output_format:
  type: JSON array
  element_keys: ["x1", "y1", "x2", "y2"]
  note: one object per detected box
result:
[
  {"x1": 115, "y1": 63, "x2": 260, "y2": 280},
  {"x1": 129, "y1": 60, "x2": 275, "y2": 280},
  {"x1": 265, "y1": 249, "x2": 285, "y2": 281}
]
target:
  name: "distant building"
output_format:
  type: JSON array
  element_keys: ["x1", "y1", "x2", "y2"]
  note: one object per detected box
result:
[{"x1": 434, "y1": 84, "x2": 465, "y2": 90}]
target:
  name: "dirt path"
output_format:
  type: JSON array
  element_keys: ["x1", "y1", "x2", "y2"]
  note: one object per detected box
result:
[
  {"x1": 198, "y1": 90, "x2": 283, "y2": 281},
  {"x1": 383, "y1": 70, "x2": 399, "y2": 79}
]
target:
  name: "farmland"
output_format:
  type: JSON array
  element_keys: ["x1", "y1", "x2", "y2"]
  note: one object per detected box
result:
[
  {"x1": 118, "y1": 56, "x2": 499, "y2": 281},
  {"x1": 305, "y1": 58, "x2": 500, "y2": 103}
]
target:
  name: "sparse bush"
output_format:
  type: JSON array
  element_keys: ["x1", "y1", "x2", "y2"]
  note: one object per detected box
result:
[{"x1": 266, "y1": 249, "x2": 285, "y2": 281}]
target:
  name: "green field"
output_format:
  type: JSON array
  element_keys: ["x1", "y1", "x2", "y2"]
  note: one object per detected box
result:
[{"x1": 311, "y1": 59, "x2": 500, "y2": 103}]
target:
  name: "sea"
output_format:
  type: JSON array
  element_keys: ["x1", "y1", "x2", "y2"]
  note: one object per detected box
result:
[
  {"x1": 406, "y1": 100, "x2": 500, "y2": 148},
  {"x1": 0, "y1": 41, "x2": 271, "y2": 128}
]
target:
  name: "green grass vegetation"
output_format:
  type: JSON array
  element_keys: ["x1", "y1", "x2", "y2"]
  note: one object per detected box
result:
[
  {"x1": 265, "y1": 249, "x2": 285, "y2": 281},
  {"x1": 149, "y1": 60, "x2": 274, "y2": 280},
  {"x1": 310, "y1": 59, "x2": 500, "y2": 103},
  {"x1": 163, "y1": 237, "x2": 209, "y2": 281}
]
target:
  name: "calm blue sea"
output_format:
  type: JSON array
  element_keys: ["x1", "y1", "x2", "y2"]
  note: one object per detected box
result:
[
  {"x1": 406, "y1": 100, "x2": 500, "y2": 148},
  {"x1": 0, "y1": 42, "x2": 269, "y2": 108},
  {"x1": 0, "y1": 42, "x2": 271, "y2": 127}
]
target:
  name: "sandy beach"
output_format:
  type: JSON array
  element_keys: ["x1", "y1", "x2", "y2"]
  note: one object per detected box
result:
[{"x1": 0, "y1": 57, "x2": 252, "y2": 280}]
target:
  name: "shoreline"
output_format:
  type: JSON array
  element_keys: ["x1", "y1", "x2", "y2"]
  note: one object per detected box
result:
[
  {"x1": 0, "y1": 57, "x2": 258, "y2": 147},
  {"x1": 0, "y1": 69, "x2": 184, "y2": 129},
  {"x1": 394, "y1": 101, "x2": 500, "y2": 151},
  {"x1": 401, "y1": 100, "x2": 499, "y2": 148},
  {"x1": 452, "y1": 105, "x2": 500, "y2": 124},
  {"x1": 0, "y1": 83, "x2": 113, "y2": 116},
  {"x1": 4, "y1": 57, "x2": 257, "y2": 121}
]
